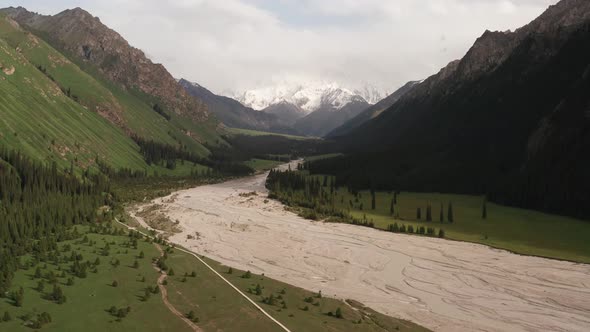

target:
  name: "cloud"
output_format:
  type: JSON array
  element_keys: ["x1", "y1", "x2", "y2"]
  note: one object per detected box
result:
[{"x1": 11, "y1": 0, "x2": 556, "y2": 94}]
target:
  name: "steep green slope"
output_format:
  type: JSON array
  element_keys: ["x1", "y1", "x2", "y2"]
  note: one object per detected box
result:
[
  {"x1": 0, "y1": 15, "x2": 212, "y2": 160},
  {"x1": 0, "y1": 29, "x2": 146, "y2": 170},
  {"x1": 1, "y1": 7, "x2": 226, "y2": 151}
]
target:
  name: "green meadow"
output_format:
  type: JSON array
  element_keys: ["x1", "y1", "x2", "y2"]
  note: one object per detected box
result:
[
  {"x1": 227, "y1": 127, "x2": 311, "y2": 140},
  {"x1": 275, "y1": 169, "x2": 590, "y2": 263},
  {"x1": 339, "y1": 190, "x2": 590, "y2": 263},
  {"x1": 0, "y1": 220, "x2": 429, "y2": 332},
  {"x1": 245, "y1": 158, "x2": 284, "y2": 171},
  {"x1": 0, "y1": 226, "x2": 190, "y2": 332}
]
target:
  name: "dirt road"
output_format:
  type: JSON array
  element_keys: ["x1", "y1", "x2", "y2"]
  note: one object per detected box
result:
[{"x1": 152, "y1": 243, "x2": 202, "y2": 332}]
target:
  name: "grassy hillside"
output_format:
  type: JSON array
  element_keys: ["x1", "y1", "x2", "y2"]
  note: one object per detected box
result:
[
  {"x1": 0, "y1": 16, "x2": 220, "y2": 174},
  {"x1": 0, "y1": 30, "x2": 144, "y2": 170}
]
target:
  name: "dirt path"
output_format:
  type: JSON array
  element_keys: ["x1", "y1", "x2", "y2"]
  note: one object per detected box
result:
[
  {"x1": 134, "y1": 162, "x2": 590, "y2": 332},
  {"x1": 117, "y1": 218, "x2": 291, "y2": 332},
  {"x1": 151, "y1": 243, "x2": 202, "y2": 332}
]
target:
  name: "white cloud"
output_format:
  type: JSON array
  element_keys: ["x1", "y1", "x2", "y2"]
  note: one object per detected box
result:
[{"x1": 11, "y1": 0, "x2": 556, "y2": 94}]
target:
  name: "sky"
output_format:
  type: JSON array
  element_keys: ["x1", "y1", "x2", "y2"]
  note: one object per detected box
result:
[{"x1": 8, "y1": 0, "x2": 556, "y2": 95}]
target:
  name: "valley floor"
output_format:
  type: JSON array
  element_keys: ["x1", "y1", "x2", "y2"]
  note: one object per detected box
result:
[{"x1": 135, "y1": 162, "x2": 590, "y2": 332}]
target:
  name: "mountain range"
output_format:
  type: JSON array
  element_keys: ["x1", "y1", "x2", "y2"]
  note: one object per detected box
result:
[
  {"x1": 178, "y1": 79, "x2": 299, "y2": 135},
  {"x1": 231, "y1": 82, "x2": 378, "y2": 137},
  {"x1": 311, "y1": 0, "x2": 590, "y2": 220}
]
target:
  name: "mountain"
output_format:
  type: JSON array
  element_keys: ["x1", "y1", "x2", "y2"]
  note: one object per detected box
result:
[
  {"x1": 179, "y1": 79, "x2": 300, "y2": 135},
  {"x1": 353, "y1": 83, "x2": 388, "y2": 105},
  {"x1": 233, "y1": 82, "x2": 371, "y2": 136},
  {"x1": 316, "y1": 0, "x2": 590, "y2": 219},
  {"x1": 0, "y1": 15, "x2": 148, "y2": 171},
  {"x1": 293, "y1": 98, "x2": 370, "y2": 137},
  {"x1": 328, "y1": 80, "x2": 421, "y2": 137},
  {"x1": 0, "y1": 7, "x2": 224, "y2": 173},
  {"x1": 261, "y1": 101, "x2": 307, "y2": 126},
  {"x1": 3, "y1": 7, "x2": 209, "y2": 123},
  {"x1": 234, "y1": 82, "x2": 370, "y2": 114}
]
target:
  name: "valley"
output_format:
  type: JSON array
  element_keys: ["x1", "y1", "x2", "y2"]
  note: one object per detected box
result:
[
  {"x1": 1, "y1": 0, "x2": 590, "y2": 331},
  {"x1": 131, "y1": 162, "x2": 590, "y2": 332}
]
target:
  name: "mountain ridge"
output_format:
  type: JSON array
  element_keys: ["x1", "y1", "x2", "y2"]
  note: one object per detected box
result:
[
  {"x1": 2, "y1": 6, "x2": 210, "y2": 123},
  {"x1": 328, "y1": 80, "x2": 421, "y2": 138},
  {"x1": 179, "y1": 78, "x2": 301, "y2": 135},
  {"x1": 316, "y1": 0, "x2": 590, "y2": 219}
]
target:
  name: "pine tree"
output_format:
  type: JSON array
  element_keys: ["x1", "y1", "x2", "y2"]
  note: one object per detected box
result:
[
  {"x1": 447, "y1": 202, "x2": 454, "y2": 223},
  {"x1": 390, "y1": 198, "x2": 395, "y2": 215},
  {"x1": 335, "y1": 307, "x2": 343, "y2": 319}
]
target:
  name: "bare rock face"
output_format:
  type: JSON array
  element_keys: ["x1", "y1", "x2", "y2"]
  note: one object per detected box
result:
[{"x1": 4, "y1": 7, "x2": 209, "y2": 122}]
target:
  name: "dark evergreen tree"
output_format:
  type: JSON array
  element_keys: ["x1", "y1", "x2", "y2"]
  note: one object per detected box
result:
[
  {"x1": 447, "y1": 202, "x2": 454, "y2": 223},
  {"x1": 390, "y1": 198, "x2": 395, "y2": 215}
]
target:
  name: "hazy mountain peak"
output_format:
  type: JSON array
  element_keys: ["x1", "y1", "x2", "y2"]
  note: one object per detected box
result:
[{"x1": 232, "y1": 81, "x2": 376, "y2": 114}]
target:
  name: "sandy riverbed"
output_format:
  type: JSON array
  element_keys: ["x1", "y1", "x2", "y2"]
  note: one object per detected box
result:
[{"x1": 133, "y1": 162, "x2": 590, "y2": 332}]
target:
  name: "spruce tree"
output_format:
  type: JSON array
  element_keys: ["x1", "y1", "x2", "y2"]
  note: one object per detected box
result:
[
  {"x1": 335, "y1": 307, "x2": 343, "y2": 319},
  {"x1": 390, "y1": 198, "x2": 395, "y2": 216},
  {"x1": 447, "y1": 202, "x2": 454, "y2": 223}
]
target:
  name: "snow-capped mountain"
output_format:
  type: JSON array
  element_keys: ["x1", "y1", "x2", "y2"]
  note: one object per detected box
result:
[
  {"x1": 353, "y1": 84, "x2": 388, "y2": 105},
  {"x1": 231, "y1": 82, "x2": 377, "y2": 114}
]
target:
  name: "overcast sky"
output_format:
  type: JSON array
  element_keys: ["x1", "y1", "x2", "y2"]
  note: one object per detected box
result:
[{"x1": 10, "y1": 0, "x2": 556, "y2": 94}]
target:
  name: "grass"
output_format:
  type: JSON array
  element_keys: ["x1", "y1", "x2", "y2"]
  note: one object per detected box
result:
[
  {"x1": 277, "y1": 173, "x2": 590, "y2": 263},
  {"x1": 227, "y1": 127, "x2": 311, "y2": 140},
  {"x1": 0, "y1": 226, "x2": 190, "y2": 332},
  {"x1": 304, "y1": 153, "x2": 343, "y2": 162},
  {"x1": 245, "y1": 158, "x2": 283, "y2": 171},
  {"x1": 0, "y1": 32, "x2": 146, "y2": 171},
  {"x1": 0, "y1": 16, "x2": 221, "y2": 171},
  {"x1": 163, "y1": 245, "x2": 429, "y2": 332}
]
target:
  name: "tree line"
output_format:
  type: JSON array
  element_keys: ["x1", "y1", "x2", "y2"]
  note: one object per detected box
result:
[{"x1": 0, "y1": 148, "x2": 111, "y2": 294}]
